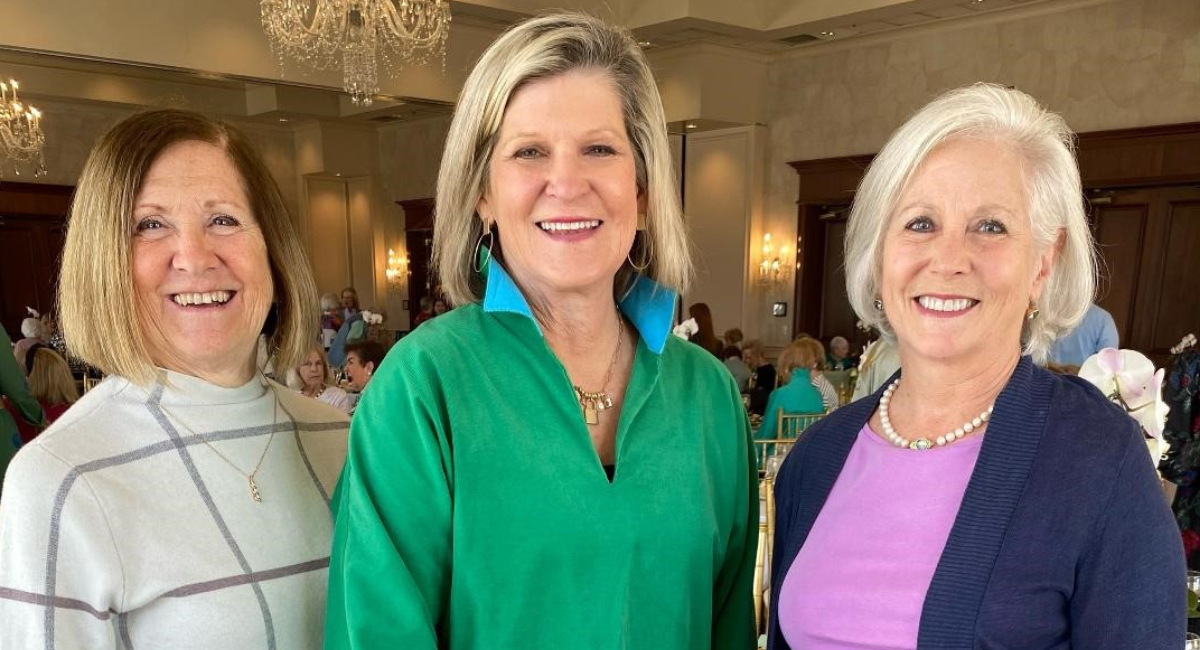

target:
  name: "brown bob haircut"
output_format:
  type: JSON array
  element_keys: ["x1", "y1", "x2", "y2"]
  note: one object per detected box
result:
[{"x1": 58, "y1": 109, "x2": 318, "y2": 385}]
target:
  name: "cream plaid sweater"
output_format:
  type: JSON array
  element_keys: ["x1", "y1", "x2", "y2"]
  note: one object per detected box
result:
[{"x1": 0, "y1": 370, "x2": 348, "y2": 649}]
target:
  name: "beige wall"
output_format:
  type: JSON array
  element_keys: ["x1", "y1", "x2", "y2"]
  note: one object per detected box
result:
[
  {"x1": 754, "y1": 0, "x2": 1200, "y2": 344},
  {"x1": 682, "y1": 125, "x2": 768, "y2": 341},
  {"x1": 306, "y1": 177, "x2": 352, "y2": 293}
]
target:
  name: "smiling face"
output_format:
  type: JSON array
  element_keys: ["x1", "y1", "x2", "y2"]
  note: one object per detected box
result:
[
  {"x1": 880, "y1": 137, "x2": 1057, "y2": 366},
  {"x1": 298, "y1": 348, "x2": 327, "y2": 389},
  {"x1": 477, "y1": 68, "x2": 641, "y2": 304},
  {"x1": 132, "y1": 140, "x2": 273, "y2": 384}
]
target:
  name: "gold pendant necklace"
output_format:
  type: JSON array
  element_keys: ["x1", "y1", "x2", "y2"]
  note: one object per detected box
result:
[
  {"x1": 158, "y1": 379, "x2": 281, "y2": 503},
  {"x1": 573, "y1": 313, "x2": 624, "y2": 426}
]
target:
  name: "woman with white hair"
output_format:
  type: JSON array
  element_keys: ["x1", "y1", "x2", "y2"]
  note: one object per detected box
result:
[
  {"x1": 768, "y1": 83, "x2": 1183, "y2": 649},
  {"x1": 326, "y1": 12, "x2": 755, "y2": 649}
]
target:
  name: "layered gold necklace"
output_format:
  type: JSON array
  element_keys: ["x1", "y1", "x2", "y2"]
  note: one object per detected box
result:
[{"x1": 572, "y1": 314, "x2": 624, "y2": 426}]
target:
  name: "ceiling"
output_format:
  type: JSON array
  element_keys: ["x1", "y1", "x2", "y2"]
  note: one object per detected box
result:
[{"x1": 0, "y1": 0, "x2": 1069, "y2": 126}]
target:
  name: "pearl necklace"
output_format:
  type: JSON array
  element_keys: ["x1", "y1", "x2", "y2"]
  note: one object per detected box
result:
[{"x1": 879, "y1": 378, "x2": 994, "y2": 451}]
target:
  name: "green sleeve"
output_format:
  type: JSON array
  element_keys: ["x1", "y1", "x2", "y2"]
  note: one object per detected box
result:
[
  {"x1": 325, "y1": 347, "x2": 452, "y2": 649},
  {"x1": 1, "y1": 331, "x2": 44, "y2": 429},
  {"x1": 711, "y1": 377, "x2": 759, "y2": 648},
  {"x1": 347, "y1": 321, "x2": 365, "y2": 341}
]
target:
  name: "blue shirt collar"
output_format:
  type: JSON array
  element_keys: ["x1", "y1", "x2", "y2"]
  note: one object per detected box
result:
[{"x1": 481, "y1": 257, "x2": 678, "y2": 354}]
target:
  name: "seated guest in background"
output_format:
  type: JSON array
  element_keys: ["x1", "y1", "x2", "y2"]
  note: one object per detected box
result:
[
  {"x1": 1046, "y1": 302, "x2": 1118, "y2": 366},
  {"x1": 825, "y1": 335, "x2": 857, "y2": 370},
  {"x1": 687, "y1": 302, "x2": 724, "y2": 357},
  {"x1": 340, "y1": 286, "x2": 360, "y2": 322},
  {"x1": 756, "y1": 340, "x2": 825, "y2": 451},
  {"x1": 0, "y1": 109, "x2": 349, "y2": 649},
  {"x1": 0, "y1": 327, "x2": 43, "y2": 489},
  {"x1": 724, "y1": 327, "x2": 744, "y2": 350},
  {"x1": 325, "y1": 13, "x2": 755, "y2": 649},
  {"x1": 8, "y1": 347, "x2": 78, "y2": 445},
  {"x1": 342, "y1": 339, "x2": 385, "y2": 395},
  {"x1": 722, "y1": 345, "x2": 752, "y2": 392},
  {"x1": 327, "y1": 305, "x2": 366, "y2": 367},
  {"x1": 769, "y1": 84, "x2": 1182, "y2": 650},
  {"x1": 432, "y1": 296, "x2": 450, "y2": 316},
  {"x1": 744, "y1": 339, "x2": 777, "y2": 415},
  {"x1": 796, "y1": 336, "x2": 840, "y2": 411},
  {"x1": 413, "y1": 296, "x2": 435, "y2": 327},
  {"x1": 288, "y1": 345, "x2": 355, "y2": 414},
  {"x1": 320, "y1": 292, "x2": 343, "y2": 349},
  {"x1": 12, "y1": 316, "x2": 47, "y2": 374}
]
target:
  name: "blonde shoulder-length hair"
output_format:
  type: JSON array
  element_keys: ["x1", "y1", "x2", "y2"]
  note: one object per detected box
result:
[
  {"x1": 285, "y1": 345, "x2": 334, "y2": 391},
  {"x1": 28, "y1": 348, "x2": 79, "y2": 407},
  {"x1": 58, "y1": 109, "x2": 319, "y2": 385},
  {"x1": 844, "y1": 83, "x2": 1095, "y2": 363},
  {"x1": 434, "y1": 11, "x2": 692, "y2": 306}
]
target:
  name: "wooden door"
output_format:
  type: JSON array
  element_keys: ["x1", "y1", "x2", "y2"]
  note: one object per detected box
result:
[
  {"x1": 1092, "y1": 185, "x2": 1200, "y2": 366},
  {"x1": 398, "y1": 198, "x2": 435, "y2": 330},
  {"x1": 0, "y1": 214, "x2": 66, "y2": 339}
]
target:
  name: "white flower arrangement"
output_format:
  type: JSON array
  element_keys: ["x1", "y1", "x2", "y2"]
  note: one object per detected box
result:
[
  {"x1": 672, "y1": 318, "x2": 699, "y2": 340},
  {"x1": 361, "y1": 310, "x2": 384, "y2": 325},
  {"x1": 1077, "y1": 348, "x2": 1169, "y2": 459}
]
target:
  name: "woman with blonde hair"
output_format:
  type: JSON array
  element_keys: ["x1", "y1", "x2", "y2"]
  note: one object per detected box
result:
[
  {"x1": 794, "y1": 336, "x2": 839, "y2": 411},
  {"x1": 755, "y1": 340, "x2": 826, "y2": 449},
  {"x1": 8, "y1": 347, "x2": 78, "y2": 444},
  {"x1": 288, "y1": 345, "x2": 354, "y2": 414},
  {"x1": 768, "y1": 84, "x2": 1182, "y2": 649},
  {"x1": 0, "y1": 109, "x2": 348, "y2": 649},
  {"x1": 326, "y1": 12, "x2": 755, "y2": 650}
]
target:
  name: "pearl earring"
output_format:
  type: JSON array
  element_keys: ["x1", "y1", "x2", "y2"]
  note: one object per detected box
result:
[{"x1": 873, "y1": 299, "x2": 884, "y2": 312}]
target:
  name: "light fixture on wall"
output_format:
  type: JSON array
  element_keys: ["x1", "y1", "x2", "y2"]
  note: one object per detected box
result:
[
  {"x1": 261, "y1": 0, "x2": 452, "y2": 107},
  {"x1": 385, "y1": 248, "x2": 409, "y2": 288},
  {"x1": 0, "y1": 78, "x2": 46, "y2": 178},
  {"x1": 756, "y1": 232, "x2": 791, "y2": 287}
]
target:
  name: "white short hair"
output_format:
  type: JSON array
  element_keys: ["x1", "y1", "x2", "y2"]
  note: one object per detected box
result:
[
  {"x1": 20, "y1": 318, "x2": 43, "y2": 339},
  {"x1": 844, "y1": 83, "x2": 1095, "y2": 363}
]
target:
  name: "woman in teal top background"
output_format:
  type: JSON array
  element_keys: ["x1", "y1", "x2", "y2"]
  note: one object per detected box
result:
[
  {"x1": 325, "y1": 12, "x2": 756, "y2": 650},
  {"x1": 757, "y1": 339, "x2": 827, "y2": 446}
]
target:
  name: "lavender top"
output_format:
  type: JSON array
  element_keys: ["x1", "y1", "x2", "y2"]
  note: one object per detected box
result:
[{"x1": 778, "y1": 423, "x2": 983, "y2": 649}]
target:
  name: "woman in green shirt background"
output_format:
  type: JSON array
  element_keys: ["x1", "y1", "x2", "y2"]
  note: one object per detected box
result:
[{"x1": 325, "y1": 12, "x2": 757, "y2": 649}]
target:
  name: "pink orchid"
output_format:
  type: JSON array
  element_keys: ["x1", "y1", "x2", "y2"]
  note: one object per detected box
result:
[{"x1": 1078, "y1": 348, "x2": 1168, "y2": 441}]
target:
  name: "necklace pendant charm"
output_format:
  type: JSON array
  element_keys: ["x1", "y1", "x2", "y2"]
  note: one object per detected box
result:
[
  {"x1": 910, "y1": 438, "x2": 932, "y2": 451},
  {"x1": 248, "y1": 475, "x2": 263, "y2": 503},
  {"x1": 583, "y1": 403, "x2": 599, "y2": 425}
]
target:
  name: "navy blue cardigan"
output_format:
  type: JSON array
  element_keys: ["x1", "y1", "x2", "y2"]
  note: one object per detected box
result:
[{"x1": 768, "y1": 357, "x2": 1185, "y2": 649}]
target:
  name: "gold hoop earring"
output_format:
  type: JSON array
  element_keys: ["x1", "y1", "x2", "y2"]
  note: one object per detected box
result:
[
  {"x1": 1026, "y1": 303, "x2": 1040, "y2": 321},
  {"x1": 627, "y1": 234, "x2": 652, "y2": 273},
  {"x1": 873, "y1": 299, "x2": 884, "y2": 312},
  {"x1": 472, "y1": 226, "x2": 495, "y2": 273}
]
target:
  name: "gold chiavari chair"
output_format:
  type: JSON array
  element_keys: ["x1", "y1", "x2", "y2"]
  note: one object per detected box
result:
[
  {"x1": 755, "y1": 410, "x2": 826, "y2": 475},
  {"x1": 754, "y1": 475, "x2": 779, "y2": 637},
  {"x1": 82, "y1": 374, "x2": 103, "y2": 393}
]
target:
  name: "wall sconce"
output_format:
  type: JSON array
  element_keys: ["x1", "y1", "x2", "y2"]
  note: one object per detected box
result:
[
  {"x1": 385, "y1": 248, "x2": 409, "y2": 288},
  {"x1": 756, "y1": 232, "x2": 791, "y2": 286}
]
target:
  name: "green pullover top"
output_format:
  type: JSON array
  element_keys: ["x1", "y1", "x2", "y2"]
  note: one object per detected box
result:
[
  {"x1": 0, "y1": 326, "x2": 44, "y2": 490},
  {"x1": 325, "y1": 259, "x2": 757, "y2": 649}
]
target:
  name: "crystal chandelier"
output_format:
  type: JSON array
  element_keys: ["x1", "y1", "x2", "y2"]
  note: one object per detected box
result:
[
  {"x1": 0, "y1": 78, "x2": 47, "y2": 178},
  {"x1": 261, "y1": 0, "x2": 452, "y2": 107}
]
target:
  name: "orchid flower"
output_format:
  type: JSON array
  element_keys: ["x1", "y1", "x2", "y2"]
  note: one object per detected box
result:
[
  {"x1": 672, "y1": 318, "x2": 699, "y2": 340},
  {"x1": 1078, "y1": 348, "x2": 1169, "y2": 441}
]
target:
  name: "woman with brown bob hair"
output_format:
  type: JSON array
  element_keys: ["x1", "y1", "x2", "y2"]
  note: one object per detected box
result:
[{"x1": 0, "y1": 109, "x2": 349, "y2": 649}]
